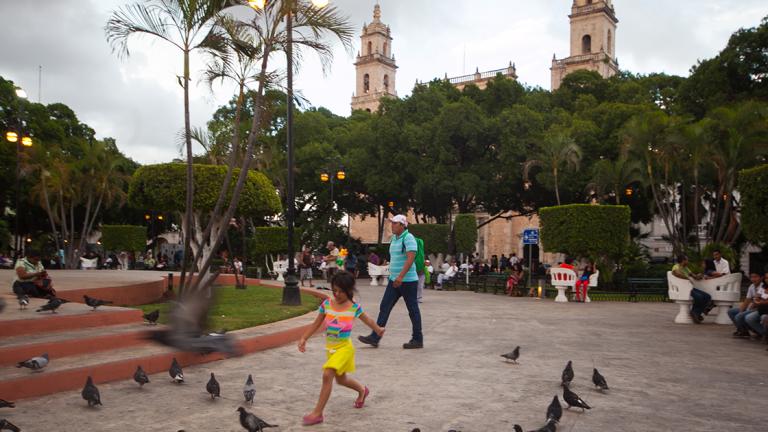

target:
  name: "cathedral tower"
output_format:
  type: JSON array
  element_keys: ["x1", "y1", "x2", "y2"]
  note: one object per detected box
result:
[
  {"x1": 551, "y1": 0, "x2": 619, "y2": 90},
  {"x1": 351, "y1": 3, "x2": 398, "y2": 113}
]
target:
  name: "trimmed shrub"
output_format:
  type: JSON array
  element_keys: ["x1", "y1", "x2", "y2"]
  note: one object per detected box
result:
[
  {"x1": 248, "y1": 227, "x2": 303, "y2": 255},
  {"x1": 100, "y1": 225, "x2": 147, "y2": 252},
  {"x1": 409, "y1": 224, "x2": 450, "y2": 255},
  {"x1": 740, "y1": 164, "x2": 768, "y2": 245},
  {"x1": 454, "y1": 214, "x2": 477, "y2": 255},
  {"x1": 539, "y1": 204, "x2": 630, "y2": 260}
]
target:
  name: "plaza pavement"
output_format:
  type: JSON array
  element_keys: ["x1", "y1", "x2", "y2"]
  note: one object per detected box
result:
[{"x1": 3, "y1": 280, "x2": 766, "y2": 431}]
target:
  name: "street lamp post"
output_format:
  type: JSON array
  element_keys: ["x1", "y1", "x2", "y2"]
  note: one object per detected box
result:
[{"x1": 5, "y1": 87, "x2": 32, "y2": 263}]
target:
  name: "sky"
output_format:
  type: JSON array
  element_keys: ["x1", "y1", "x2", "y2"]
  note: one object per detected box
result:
[{"x1": 0, "y1": 0, "x2": 766, "y2": 164}]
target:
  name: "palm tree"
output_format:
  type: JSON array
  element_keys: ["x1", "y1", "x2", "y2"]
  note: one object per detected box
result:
[
  {"x1": 105, "y1": 0, "x2": 229, "y2": 289},
  {"x1": 523, "y1": 129, "x2": 582, "y2": 205},
  {"x1": 586, "y1": 156, "x2": 644, "y2": 205}
]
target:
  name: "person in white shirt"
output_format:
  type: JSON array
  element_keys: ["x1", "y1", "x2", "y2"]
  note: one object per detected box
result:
[
  {"x1": 728, "y1": 272, "x2": 763, "y2": 337},
  {"x1": 711, "y1": 249, "x2": 730, "y2": 277},
  {"x1": 744, "y1": 274, "x2": 768, "y2": 337},
  {"x1": 436, "y1": 260, "x2": 458, "y2": 290}
]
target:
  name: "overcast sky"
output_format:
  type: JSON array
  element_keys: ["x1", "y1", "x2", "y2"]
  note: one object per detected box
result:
[{"x1": 0, "y1": 0, "x2": 766, "y2": 164}]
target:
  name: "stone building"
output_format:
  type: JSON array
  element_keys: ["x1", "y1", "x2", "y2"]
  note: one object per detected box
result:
[
  {"x1": 445, "y1": 63, "x2": 518, "y2": 91},
  {"x1": 350, "y1": 3, "x2": 397, "y2": 113},
  {"x1": 550, "y1": 0, "x2": 619, "y2": 90}
]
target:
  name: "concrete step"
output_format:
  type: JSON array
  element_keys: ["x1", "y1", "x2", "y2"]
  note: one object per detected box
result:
[{"x1": 0, "y1": 323, "x2": 153, "y2": 366}]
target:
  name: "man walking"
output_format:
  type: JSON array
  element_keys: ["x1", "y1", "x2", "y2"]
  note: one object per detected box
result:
[
  {"x1": 324, "y1": 241, "x2": 339, "y2": 283},
  {"x1": 359, "y1": 215, "x2": 423, "y2": 349}
]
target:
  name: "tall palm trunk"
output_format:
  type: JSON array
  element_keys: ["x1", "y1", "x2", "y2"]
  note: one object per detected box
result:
[
  {"x1": 40, "y1": 175, "x2": 61, "y2": 257},
  {"x1": 553, "y1": 166, "x2": 561, "y2": 206},
  {"x1": 179, "y1": 48, "x2": 195, "y2": 295}
]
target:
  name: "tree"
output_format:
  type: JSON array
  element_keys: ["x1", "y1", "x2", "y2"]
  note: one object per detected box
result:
[
  {"x1": 587, "y1": 157, "x2": 644, "y2": 205},
  {"x1": 101, "y1": 225, "x2": 147, "y2": 253},
  {"x1": 453, "y1": 214, "x2": 477, "y2": 256},
  {"x1": 740, "y1": 164, "x2": 768, "y2": 245},
  {"x1": 523, "y1": 127, "x2": 582, "y2": 205}
]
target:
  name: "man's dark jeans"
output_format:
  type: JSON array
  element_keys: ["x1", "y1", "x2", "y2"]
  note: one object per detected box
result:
[
  {"x1": 690, "y1": 287, "x2": 712, "y2": 316},
  {"x1": 366, "y1": 279, "x2": 422, "y2": 343},
  {"x1": 12, "y1": 280, "x2": 52, "y2": 298}
]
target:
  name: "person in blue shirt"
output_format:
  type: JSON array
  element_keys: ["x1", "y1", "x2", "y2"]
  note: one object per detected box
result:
[{"x1": 359, "y1": 215, "x2": 423, "y2": 349}]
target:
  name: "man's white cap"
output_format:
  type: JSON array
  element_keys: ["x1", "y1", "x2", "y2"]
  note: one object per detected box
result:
[{"x1": 389, "y1": 214, "x2": 408, "y2": 227}]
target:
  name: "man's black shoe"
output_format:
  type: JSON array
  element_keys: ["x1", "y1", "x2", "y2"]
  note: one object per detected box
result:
[
  {"x1": 402, "y1": 340, "x2": 423, "y2": 349},
  {"x1": 358, "y1": 335, "x2": 379, "y2": 348}
]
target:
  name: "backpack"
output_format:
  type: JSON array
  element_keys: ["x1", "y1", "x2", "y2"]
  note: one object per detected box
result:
[{"x1": 402, "y1": 235, "x2": 426, "y2": 275}]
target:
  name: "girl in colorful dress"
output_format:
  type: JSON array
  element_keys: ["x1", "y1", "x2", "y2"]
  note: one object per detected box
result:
[{"x1": 298, "y1": 271, "x2": 385, "y2": 426}]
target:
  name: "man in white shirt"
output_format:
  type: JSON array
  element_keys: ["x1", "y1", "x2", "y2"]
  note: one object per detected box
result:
[
  {"x1": 324, "y1": 241, "x2": 339, "y2": 282},
  {"x1": 436, "y1": 260, "x2": 458, "y2": 290},
  {"x1": 728, "y1": 272, "x2": 762, "y2": 337},
  {"x1": 711, "y1": 249, "x2": 730, "y2": 277},
  {"x1": 744, "y1": 279, "x2": 768, "y2": 338}
]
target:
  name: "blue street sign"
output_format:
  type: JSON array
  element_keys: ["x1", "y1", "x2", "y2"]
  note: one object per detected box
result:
[{"x1": 523, "y1": 228, "x2": 539, "y2": 245}]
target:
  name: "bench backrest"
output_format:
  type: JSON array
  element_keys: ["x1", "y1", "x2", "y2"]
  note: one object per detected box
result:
[{"x1": 550, "y1": 268, "x2": 576, "y2": 287}]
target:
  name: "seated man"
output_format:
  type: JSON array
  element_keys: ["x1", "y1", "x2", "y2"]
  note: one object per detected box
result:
[
  {"x1": 12, "y1": 249, "x2": 56, "y2": 299},
  {"x1": 728, "y1": 271, "x2": 763, "y2": 338},
  {"x1": 709, "y1": 249, "x2": 731, "y2": 278},
  {"x1": 744, "y1": 278, "x2": 768, "y2": 339},
  {"x1": 672, "y1": 254, "x2": 713, "y2": 323},
  {"x1": 436, "y1": 260, "x2": 458, "y2": 290}
]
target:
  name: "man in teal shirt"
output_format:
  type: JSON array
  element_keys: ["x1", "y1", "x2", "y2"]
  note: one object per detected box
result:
[{"x1": 359, "y1": 215, "x2": 423, "y2": 349}]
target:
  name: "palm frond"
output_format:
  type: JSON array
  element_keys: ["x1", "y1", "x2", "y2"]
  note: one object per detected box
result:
[{"x1": 105, "y1": 2, "x2": 180, "y2": 58}]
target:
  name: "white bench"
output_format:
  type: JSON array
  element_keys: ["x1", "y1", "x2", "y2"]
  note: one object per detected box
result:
[
  {"x1": 368, "y1": 263, "x2": 390, "y2": 286},
  {"x1": 273, "y1": 260, "x2": 288, "y2": 282},
  {"x1": 667, "y1": 271, "x2": 742, "y2": 324},
  {"x1": 80, "y1": 257, "x2": 98, "y2": 270},
  {"x1": 582, "y1": 270, "x2": 600, "y2": 303},
  {"x1": 550, "y1": 268, "x2": 576, "y2": 303}
]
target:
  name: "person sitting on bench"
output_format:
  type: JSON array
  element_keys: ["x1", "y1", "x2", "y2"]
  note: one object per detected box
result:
[{"x1": 12, "y1": 249, "x2": 56, "y2": 299}]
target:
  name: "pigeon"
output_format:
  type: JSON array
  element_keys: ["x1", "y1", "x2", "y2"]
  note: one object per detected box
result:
[
  {"x1": 84, "y1": 295, "x2": 112, "y2": 311},
  {"x1": 133, "y1": 365, "x2": 149, "y2": 387},
  {"x1": 81, "y1": 376, "x2": 102, "y2": 407},
  {"x1": 501, "y1": 346, "x2": 520, "y2": 364},
  {"x1": 169, "y1": 358, "x2": 184, "y2": 383},
  {"x1": 514, "y1": 425, "x2": 523, "y2": 432},
  {"x1": 546, "y1": 395, "x2": 562, "y2": 423},
  {"x1": 17, "y1": 295, "x2": 29, "y2": 311},
  {"x1": 206, "y1": 372, "x2": 221, "y2": 399},
  {"x1": 143, "y1": 309, "x2": 160, "y2": 325},
  {"x1": 592, "y1": 368, "x2": 609, "y2": 391},
  {"x1": 0, "y1": 400, "x2": 14, "y2": 409},
  {"x1": 237, "y1": 407, "x2": 278, "y2": 432},
  {"x1": 563, "y1": 386, "x2": 591, "y2": 412},
  {"x1": 561, "y1": 360, "x2": 574, "y2": 388},
  {"x1": 36, "y1": 297, "x2": 67, "y2": 313},
  {"x1": 16, "y1": 353, "x2": 49, "y2": 371},
  {"x1": 0, "y1": 419, "x2": 20, "y2": 432},
  {"x1": 243, "y1": 374, "x2": 256, "y2": 404}
]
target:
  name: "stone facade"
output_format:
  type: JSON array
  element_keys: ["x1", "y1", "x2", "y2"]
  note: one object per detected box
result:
[
  {"x1": 445, "y1": 63, "x2": 518, "y2": 91},
  {"x1": 551, "y1": 0, "x2": 619, "y2": 90},
  {"x1": 351, "y1": 3, "x2": 398, "y2": 113}
]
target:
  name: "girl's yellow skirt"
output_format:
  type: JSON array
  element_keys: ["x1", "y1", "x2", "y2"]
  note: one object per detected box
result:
[{"x1": 323, "y1": 340, "x2": 355, "y2": 376}]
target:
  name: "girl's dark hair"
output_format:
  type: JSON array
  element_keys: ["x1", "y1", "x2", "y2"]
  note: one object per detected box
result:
[{"x1": 331, "y1": 271, "x2": 357, "y2": 300}]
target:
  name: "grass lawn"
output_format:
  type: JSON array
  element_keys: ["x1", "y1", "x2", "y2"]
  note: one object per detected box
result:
[{"x1": 135, "y1": 285, "x2": 320, "y2": 331}]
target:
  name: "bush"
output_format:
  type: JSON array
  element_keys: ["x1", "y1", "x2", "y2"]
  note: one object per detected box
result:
[
  {"x1": 740, "y1": 164, "x2": 768, "y2": 245},
  {"x1": 686, "y1": 242, "x2": 739, "y2": 273},
  {"x1": 248, "y1": 227, "x2": 303, "y2": 255},
  {"x1": 453, "y1": 214, "x2": 477, "y2": 255},
  {"x1": 539, "y1": 204, "x2": 631, "y2": 260},
  {"x1": 100, "y1": 225, "x2": 147, "y2": 252},
  {"x1": 409, "y1": 224, "x2": 450, "y2": 255}
]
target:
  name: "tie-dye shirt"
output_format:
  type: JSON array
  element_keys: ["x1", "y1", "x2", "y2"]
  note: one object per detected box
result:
[{"x1": 318, "y1": 299, "x2": 363, "y2": 347}]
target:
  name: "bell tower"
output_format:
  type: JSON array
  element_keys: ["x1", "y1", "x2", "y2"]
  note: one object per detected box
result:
[
  {"x1": 351, "y1": 3, "x2": 398, "y2": 113},
  {"x1": 551, "y1": 0, "x2": 619, "y2": 90}
]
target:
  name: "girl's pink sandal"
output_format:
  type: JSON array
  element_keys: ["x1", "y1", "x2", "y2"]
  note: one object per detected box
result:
[
  {"x1": 302, "y1": 414, "x2": 324, "y2": 426},
  {"x1": 354, "y1": 386, "x2": 370, "y2": 408}
]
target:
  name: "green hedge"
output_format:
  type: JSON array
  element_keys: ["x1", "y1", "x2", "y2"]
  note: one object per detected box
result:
[
  {"x1": 128, "y1": 163, "x2": 281, "y2": 217},
  {"x1": 248, "y1": 227, "x2": 303, "y2": 255},
  {"x1": 100, "y1": 225, "x2": 147, "y2": 252},
  {"x1": 409, "y1": 224, "x2": 450, "y2": 255},
  {"x1": 740, "y1": 164, "x2": 768, "y2": 245},
  {"x1": 539, "y1": 204, "x2": 630, "y2": 259},
  {"x1": 454, "y1": 214, "x2": 477, "y2": 255}
]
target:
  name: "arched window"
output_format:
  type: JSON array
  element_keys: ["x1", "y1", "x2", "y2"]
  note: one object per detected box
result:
[
  {"x1": 582, "y1": 34, "x2": 592, "y2": 54},
  {"x1": 383, "y1": 74, "x2": 389, "y2": 92},
  {"x1": 383, "y1": 42, "x2": 388, "y2": 56},
  {"x1": 607, "y1": 29, "x2": 613, "y2": 55},
  {"x1": 367, "y1": 41, "x2": 372, "y2": 55},
  {"x1": 364, "y1": 74, "x2": 370, "y2": 93}
]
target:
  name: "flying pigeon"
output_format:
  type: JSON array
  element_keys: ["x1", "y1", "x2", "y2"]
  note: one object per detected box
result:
[
  {"x1": 206, "y1": 372, "x2": 221, "y2": 400},
  {"x1": 0, "y1": 400, "x2": 14, "y2": 409},
  {"x1": 546, "y1": 395, "x2": 562, "y2": 423},
  {"x1": 169, "y1": 358, "x2": 184, "y2": 383},
  {"x1": 563, "y1": 386, "x2": 591, "y2": 412},
  {"x1": 82, "y1": 376, "x2": 102, "y2": 407},
  {"x1": 16, "y1": 353, "x2": 49, "y2": 371},
  {"x1": 592, "y1": 368, "x2": 609, "y2": 391},
  {"x1": 133, "y1": 365, "x2": 149, "y2": 387},
  {"x1": 237, "y1": 407, "x2": 278, "y2": 432},
  {"x1": 143, "y1": 309, "x2": 160, "y2": 325},
  {"x1": 243, "y1": 374, "x2": 256, "y2": 404},
  {"x1": 501, "y1": 346, "x2": 520, "y2": 364},
  {"x1": 36, "y1": 297, "x2": 68, "y2": 313},
  {"x1": 514, "y1": 425, "x2": 523, "y2": 432},
  {"x1": 561, "y1": 360, "x2": 574, "y2": 388},
  {"x1": 84, "y1": 295, "x2": 112, "y2": 311},
  {"x1": 17, "y1": 295, "x2": 29, "y2": 311},
  {"x1": 0, "y1": 419, "x2": 21, "y2": 432}
]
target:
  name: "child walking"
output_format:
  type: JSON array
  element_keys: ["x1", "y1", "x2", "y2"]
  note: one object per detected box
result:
[{"x1": 298, "y1": 271, "x2": 385, "y2": 426}]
